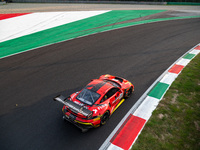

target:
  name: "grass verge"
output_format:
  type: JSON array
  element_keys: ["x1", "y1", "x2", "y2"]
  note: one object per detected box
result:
[{"x1": 132, "y1": 54, "x2": 200, "y2": 150}]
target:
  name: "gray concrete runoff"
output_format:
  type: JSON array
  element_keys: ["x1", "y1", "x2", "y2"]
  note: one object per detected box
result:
[
  {"x1": 0, "y1": 3, "x2": 200, "y2": 13},
  {"x1": 0, "y1": 1, "x2": 6, "y2": 5},
  {"x1": 8, "y1": 0, "x2": 168, "y2": 5}
]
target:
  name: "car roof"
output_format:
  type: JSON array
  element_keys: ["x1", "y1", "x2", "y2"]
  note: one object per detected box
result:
[{"x1": 85, "y1": 79, "x2": 117, "y2": 95}]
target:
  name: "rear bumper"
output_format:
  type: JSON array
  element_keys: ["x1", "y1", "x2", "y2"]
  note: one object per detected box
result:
[{"x1": 62, "y1": 114, "x2": 100, "y2": 130}]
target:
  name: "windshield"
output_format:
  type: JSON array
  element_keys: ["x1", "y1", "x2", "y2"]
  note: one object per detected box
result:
[{"x1": 76, "y1": 89, "x2": 101, "y2": 105}]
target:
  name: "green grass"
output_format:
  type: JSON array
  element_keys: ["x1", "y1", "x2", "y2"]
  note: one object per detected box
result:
[{"x1": 132, "y1": 54, "x2": 200, "y2": 150}]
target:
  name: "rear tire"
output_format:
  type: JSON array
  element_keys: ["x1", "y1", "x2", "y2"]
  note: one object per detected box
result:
[
  {"x1": 101, "y1": 111, "x2": 110, "y2": 125},
  {"x1": 127, "y1": 87, "x2": 133, "y2": 98}
]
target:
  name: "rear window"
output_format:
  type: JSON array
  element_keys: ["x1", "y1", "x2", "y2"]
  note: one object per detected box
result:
[{"x1": 77, "y1": 89, "x2": 101, "y2": 105}]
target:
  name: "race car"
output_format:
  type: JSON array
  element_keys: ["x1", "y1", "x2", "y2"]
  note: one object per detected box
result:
[{"x1": 54, "y1": 74, "x2": 134, "y2": 132}]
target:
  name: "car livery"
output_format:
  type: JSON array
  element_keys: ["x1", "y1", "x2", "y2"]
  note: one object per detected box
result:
[{"x1": 54, "y1": 74, "x2": 134, "y2": 132}]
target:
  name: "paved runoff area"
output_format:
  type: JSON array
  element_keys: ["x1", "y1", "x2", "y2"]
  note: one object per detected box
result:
[{"x1": 1, "y1": 3, "x2": 200, "y2": 13}]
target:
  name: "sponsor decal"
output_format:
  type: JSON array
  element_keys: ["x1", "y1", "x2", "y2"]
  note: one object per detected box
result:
[
  {"x1": 74, "y1": 100, "x2": 89, "y2": 109},
  {"x1": 92, "y1": 104, "x2": 106, "y2": 114},
  {"x1": 112, "y1": 93, "x2": 123, "y2": 104},
  {"x1": 66, "y1": 102, "x2": 80, "y2": 113}
]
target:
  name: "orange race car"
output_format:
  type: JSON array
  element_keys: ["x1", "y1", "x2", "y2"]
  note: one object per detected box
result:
[{"x1": 54, "y1": 74, "x2": 134, "y2": 132}]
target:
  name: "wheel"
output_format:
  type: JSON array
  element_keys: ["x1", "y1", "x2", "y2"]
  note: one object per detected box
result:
[
  {"x1": 127, "y1": 87, "x2": 133, "y2": 98},
  {"x1": 101, "y1": 111, "x2": 110, "y2": 125}
]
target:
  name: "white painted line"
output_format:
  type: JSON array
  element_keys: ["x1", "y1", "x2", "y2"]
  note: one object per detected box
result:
[
  {"x1": 189, "y1": 49, "x2": 200, "y2": 55},
  {"x1": 107, "y1": 143, "x2": 123, "y2": 150},
  {"x1": 133, "y1": 96, "x2": 160, "y2": 120},
  {"x1": 0, "y1": 11, "x2": 110, "y2": 43},
  {"x1": 160, "y1": 72, "x2": 178, "y2": 85},
  {"x1": 176, "y1": 58, "x2": 191, "y2": 66}
]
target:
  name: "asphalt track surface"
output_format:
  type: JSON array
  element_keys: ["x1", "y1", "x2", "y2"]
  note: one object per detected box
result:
[{"x1": 0, "y1": 18, "x2": 200, "y2": 150}]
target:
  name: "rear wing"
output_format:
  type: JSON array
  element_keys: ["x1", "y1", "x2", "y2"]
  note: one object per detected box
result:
[{"x1": 53, "y1": 95, "x2": 92, "y2": 118}]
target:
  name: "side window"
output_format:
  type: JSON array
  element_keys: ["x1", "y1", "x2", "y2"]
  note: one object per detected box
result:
[
  {"x1": 100, "y1": 96, "x2": 107, "y2": 103},
  {"x1": 112, "y1": 88, "x2": 119, "y2": 94},
  {"x1": 100, "y1": 88, "x2": 119, "y2": 103}
]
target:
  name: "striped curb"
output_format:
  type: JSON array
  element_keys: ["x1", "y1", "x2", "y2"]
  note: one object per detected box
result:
[
  {"x1": 0, "y1": 11, "x2": 109, "y2": 43},
  {"x1": 0, "y1": 10, "x2": 167, "y2": 59},
  {"x1": 100, "y1": 43, "x2": 200, "y2": 150},
  {"x1": 0, "y1": 13, "x2": 30, "y2": 20},
  {"x1": 1, "y1": 11, "x2": 200, "y2": 59}
]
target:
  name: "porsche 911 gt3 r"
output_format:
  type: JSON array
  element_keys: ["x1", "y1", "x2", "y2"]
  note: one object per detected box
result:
[{"x1": 54, "y1": 74, "x2": 134, "y2": 132}]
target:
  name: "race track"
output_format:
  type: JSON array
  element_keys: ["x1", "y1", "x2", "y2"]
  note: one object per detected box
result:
[{"x1": 0, "y1": 17, "x2": 200, "y2": 150}]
